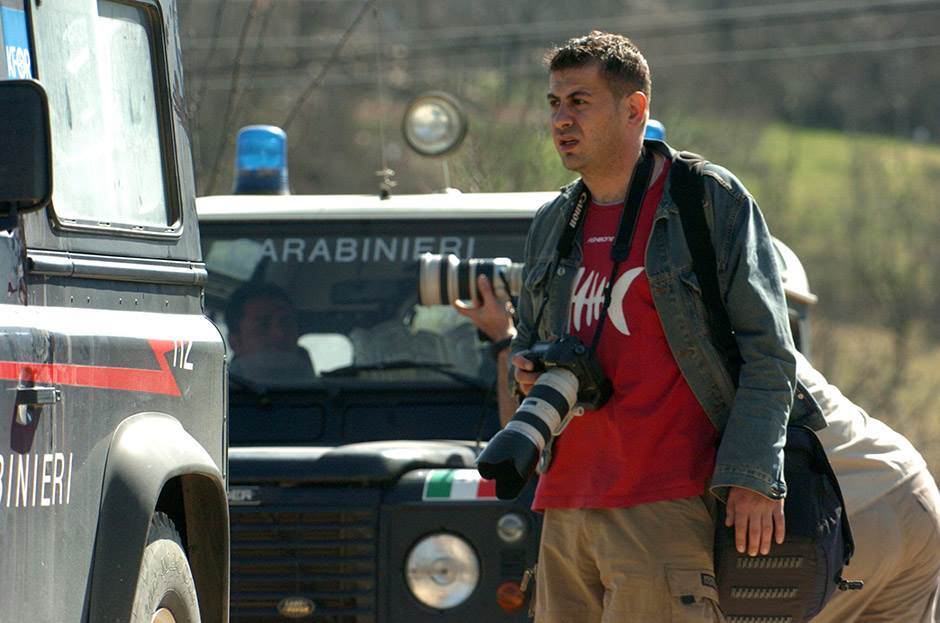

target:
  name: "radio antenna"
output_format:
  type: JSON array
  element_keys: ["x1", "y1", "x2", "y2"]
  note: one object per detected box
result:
[{"x1": 373, "y1": 2, "x2": 396, "y2": 199}]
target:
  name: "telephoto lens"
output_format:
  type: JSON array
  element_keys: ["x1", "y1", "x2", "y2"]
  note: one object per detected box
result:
[
  {"x1": 417, "y1": 253, "x2": 522, "y2": 306},
  {"x1": 477, "y1": 367, "x2": 579, "y2": 499}
]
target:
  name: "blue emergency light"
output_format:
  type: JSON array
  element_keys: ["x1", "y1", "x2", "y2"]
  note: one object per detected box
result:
[
  {"x1": 233, "y1": 125, "x2": 290, "y2": 195},
  {"x1": 645, "y1": 119, "x2": 666, "y2": 141}
]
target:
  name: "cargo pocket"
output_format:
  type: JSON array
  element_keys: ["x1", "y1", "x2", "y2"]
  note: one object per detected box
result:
[{"x1": 666, "y1": 568, "x2": 725, "y2": 623}]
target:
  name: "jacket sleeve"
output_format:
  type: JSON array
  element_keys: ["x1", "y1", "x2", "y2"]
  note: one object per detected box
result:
[
  {"x1": 706, "y1": 169, "x2": 796, "y2": 501},
  {"x1": 508, "y1": 199, "x2": 555, "y2": 396}
]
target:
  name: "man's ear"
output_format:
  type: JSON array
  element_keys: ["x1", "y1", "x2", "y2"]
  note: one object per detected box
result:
[{"x1": 622, "y1": 91, "x2": 648, "y2": 128}]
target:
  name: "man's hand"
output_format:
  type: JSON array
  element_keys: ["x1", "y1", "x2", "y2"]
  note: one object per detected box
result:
[
  {"x1": 725, "y1": 486, "x2": 785, "y2": 556},
  {"x1": 511, "y1": 352, "x2": 541, "y2": 396},
  {"x1": 453, "y1": 275, "x2": 515, "y2": 343}
]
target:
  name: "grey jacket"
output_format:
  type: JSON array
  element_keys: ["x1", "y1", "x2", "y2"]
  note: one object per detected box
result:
[{"x1": 511, "y1": 140, "x2": 823, "y2": 500}]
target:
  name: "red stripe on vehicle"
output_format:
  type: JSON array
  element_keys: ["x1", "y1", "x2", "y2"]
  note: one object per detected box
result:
[{"x1": 0, "y1": 340, "x2": 181, "y2": 396}]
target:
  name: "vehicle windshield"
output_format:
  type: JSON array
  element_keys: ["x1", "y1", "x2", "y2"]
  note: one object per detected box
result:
[{"x1": 201, "y1": 216, "x2": 529, "y2": 390}]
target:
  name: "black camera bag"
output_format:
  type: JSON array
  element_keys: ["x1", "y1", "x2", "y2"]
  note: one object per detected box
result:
[
  {"x1": 670, "y1": 148, "x2": 858, "y2": 622},
  {"x1": 713, "y1": 426, "x2": 855, "y2": 622}
]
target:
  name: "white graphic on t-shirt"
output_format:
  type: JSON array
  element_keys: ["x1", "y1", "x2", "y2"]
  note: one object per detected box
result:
[
  {"x1": 570, "y1": 267, "x2": 607, "y2": 332},
  {"x1": 608, "y1": 267, "x2": 644, "y2": 336},
  {"x1": 570, "y1": 266, "x2": 644, "y2": 335}
]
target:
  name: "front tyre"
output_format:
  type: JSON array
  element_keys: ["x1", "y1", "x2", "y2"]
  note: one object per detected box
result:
[{"x1": 131, "y1": 512, "x2": 201, "y2": 623}]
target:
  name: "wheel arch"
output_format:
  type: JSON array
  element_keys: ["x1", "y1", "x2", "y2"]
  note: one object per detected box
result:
[{"x1": 87, "y1": 412, "x2": 229, "y2": 623}]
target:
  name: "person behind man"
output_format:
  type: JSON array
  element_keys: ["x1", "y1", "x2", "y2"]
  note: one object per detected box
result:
[
  {"x1": 495, "y1": 31, "x2": 807, "y2": 621},
  {"x1": 798, "y1": 350, "x2": 940, "y2": 622},
  {"x1": 224, "y1": 281, "x2": 316, "y2": 383}
]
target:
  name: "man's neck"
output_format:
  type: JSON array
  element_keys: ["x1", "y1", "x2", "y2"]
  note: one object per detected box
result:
[{"x1": 583, "y1": 150, "x2": 663, "y2": 204}]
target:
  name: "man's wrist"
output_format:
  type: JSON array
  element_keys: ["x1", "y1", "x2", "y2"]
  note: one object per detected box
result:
[{"x1": 488, "y1": 335, "x2": 514, "y2": 359}]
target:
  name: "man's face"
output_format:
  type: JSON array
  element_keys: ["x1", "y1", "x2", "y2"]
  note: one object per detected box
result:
[
  {"x1": 229, "y1": 297, "x2": 299, "y2": 357},
  {"x1": 547, "y1": 63, "x2": 634, "y2": 176}
]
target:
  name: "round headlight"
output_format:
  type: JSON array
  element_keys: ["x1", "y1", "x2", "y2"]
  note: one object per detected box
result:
[
  {"x1": 405, "y1": 533, "x2": 480, "y2": 609},
  {"x1": 496, "y1": 512, "x2": 528, "y2": 544},
  {"x1": 402, "y1": 92, "x2": 468, "y2": 157}
]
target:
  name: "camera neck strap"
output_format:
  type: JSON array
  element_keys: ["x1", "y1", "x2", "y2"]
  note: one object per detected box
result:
[{"x1": 532, "y1": 148, "x2": 655, "y2": 352}]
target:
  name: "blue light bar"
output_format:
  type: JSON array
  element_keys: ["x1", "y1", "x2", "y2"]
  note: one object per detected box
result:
[{"x1": 233, "y1": 125, "x2": 290, "y2": 195}]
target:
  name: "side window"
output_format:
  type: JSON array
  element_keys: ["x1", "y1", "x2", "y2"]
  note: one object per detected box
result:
[
  {"x1": 32, "y1": 0, "x2": 171, "y2": 229},
  {"x1": 0, "y1": 1, "x2": 33, "y2": 79}
]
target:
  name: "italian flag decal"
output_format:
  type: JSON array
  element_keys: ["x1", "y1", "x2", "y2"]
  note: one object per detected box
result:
[{"x1": 423, "y1": 469, "x2": 497, "y2": 501}]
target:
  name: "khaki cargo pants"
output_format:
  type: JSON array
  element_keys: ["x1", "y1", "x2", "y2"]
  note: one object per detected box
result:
[
  {"x1": 812, "y1": 469, "x2": 940, "y2": 623},
  {"x1": 534, "y1": 496, "x2": 724, "y2": 623}
]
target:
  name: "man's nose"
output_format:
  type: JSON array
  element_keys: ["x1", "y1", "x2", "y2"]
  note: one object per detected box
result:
[
  {"x1": 552, "y1": 106, "x2": 573, "y2": 130},
  {"x1": 268, "y1": 321, "x2": 292, "y2": 342}
]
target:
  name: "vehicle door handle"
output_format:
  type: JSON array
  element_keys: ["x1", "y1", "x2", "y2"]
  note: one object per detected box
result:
[{"x1": 15, "y1": 386, "x2": 60, "y2": 425}]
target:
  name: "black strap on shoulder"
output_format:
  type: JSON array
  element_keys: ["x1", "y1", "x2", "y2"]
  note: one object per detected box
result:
[
  {"x1": 555, "y1": 187, "x2": 589, "y2": 262},
  {"x1": 670, "y1": 151, "x2": 743, "y2": 384},
  {"x1": 555, "y1": 148, "x2": 653, "y2": 263},
  {"x1": 532, "y1": 149, "x2": 653, "y2": 350}
]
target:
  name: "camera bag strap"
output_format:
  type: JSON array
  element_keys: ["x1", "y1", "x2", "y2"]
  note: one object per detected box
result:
[
  {"x1": 669, "y1": 150, "x2": 860, "y2": 621},
  {"x1": 670, "y1": 152, "x2": 743, "y2": 381}
]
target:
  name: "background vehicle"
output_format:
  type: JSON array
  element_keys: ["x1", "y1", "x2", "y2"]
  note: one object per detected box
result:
[
  {"x1": 199, "y1": 187, "x2": 548, "y2": 622},
  {"x1": 0, "y1": 1, "x2": 228, "y2": 622}
]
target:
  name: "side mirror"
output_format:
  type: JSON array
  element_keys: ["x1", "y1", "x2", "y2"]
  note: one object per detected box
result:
[{"x1": 0, "y1": 79, "x2": 52, "y2": 217}]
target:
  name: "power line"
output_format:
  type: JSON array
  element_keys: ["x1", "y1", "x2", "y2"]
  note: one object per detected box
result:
[
  {"x1": 191, "y1": 1, "x2": 228, "y2": 121},
  {"x1": 281, "y1": 0, "x2": 378, "y2": 131},
  {"x1": 656, "y1": 32, "x2": 940, "y2": 66},
  {"x1": 187, "y1": 32, "x2": 940, "y2": 92},
  {"x1": 204, "y1": 0, "x2": 269, "y2": 195},
  {"x1": 182, "y1": 0, "x2": 939, "y2": 53}
]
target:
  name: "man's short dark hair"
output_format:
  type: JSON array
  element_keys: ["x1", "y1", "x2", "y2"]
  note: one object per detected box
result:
[
  {"x1": 224, "y1": 282, "x2": 294, "y2": 336},
  {"x1": 545, "y1": 31, "x2": 651, "y2": 100}
]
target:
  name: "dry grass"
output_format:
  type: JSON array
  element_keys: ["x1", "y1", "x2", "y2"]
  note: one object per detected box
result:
[{"x1": 812, "y1": 317, "x2": 940, "y2": 480}]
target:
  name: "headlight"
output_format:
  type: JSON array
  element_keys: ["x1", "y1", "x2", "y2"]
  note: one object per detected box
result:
[
  {"x1": 496, "y1": 512, "x2": 528, "y2": 544},
  {"x1": 401, "y1": 92, "x2": 468, "y2": 157},
  {"x1": 405, "y1": 533, "x2": 480, "y2": 609}
]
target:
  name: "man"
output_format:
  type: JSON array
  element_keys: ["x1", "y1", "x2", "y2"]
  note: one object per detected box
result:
[
  {"x1": 505, "y1": 31, "x2": 806, "y2": 621},
  {"x1": 224, "y1": 282, "x2": 315, "y2": 383}
]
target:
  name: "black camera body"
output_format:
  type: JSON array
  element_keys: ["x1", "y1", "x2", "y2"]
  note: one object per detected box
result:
[{"x1": 525, "y1": 335, "x2": 612, "y2": 410}]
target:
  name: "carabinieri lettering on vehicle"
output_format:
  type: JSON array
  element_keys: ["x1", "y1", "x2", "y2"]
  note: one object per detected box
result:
[
  {"x1": 0, "y1": 452, "x2": 74, "y2": 509},
  {"x1": 258, "y1": 236, "x2": 477, "y2": 263}
]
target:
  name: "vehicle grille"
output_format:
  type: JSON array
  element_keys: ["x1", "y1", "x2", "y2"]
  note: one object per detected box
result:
[{"x1": 230, "y1": 487, "x2": 379, "y2": 622}]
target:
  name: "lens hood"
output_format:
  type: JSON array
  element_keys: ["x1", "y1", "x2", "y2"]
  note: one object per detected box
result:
[{"x1": 477, "y1": 429, "x2": 541, "y2": 500}]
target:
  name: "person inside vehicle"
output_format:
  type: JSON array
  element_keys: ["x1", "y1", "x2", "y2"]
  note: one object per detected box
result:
[{"x1": 224, "y1": 281, "x2": 316, "y2": 383}]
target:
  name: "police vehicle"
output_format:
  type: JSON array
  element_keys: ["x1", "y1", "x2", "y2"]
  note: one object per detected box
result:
[
  {"x1": 198, "y1": 99, "x2": 550, "y2": 621},
  {"x1": 1, "y1": 1, "x2": 228, "y2": 622}
]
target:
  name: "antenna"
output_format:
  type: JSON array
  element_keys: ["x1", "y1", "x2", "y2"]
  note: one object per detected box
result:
[{"x1": 373, "y1": 1, "x2": 396, "y2": 199}]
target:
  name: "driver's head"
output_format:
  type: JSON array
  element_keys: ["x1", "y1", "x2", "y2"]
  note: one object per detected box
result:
[{"x1": 225, "y1": 282, "x2": 300, "y2": 357}]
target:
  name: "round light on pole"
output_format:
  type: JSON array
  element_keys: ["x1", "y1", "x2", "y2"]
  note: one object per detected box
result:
[{"x1": 402, "y1": 92, "x2": 468, "y2": 157}]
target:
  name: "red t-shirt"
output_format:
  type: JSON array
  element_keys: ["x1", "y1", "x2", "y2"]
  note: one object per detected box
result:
[{"x1": 533, "y1": 160, "x2": 719, "y2": 510}]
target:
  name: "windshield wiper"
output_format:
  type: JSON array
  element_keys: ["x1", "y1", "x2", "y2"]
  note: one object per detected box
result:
[
  {"x1": 321, "y1": 360, "x2": 486, "y2": 389},
  {"x1": 228, "y1": 372, "x2": 315, "y2": 396},
  {"x1": 228, "y1": 372, "x2": 268, "y2": 397}
]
